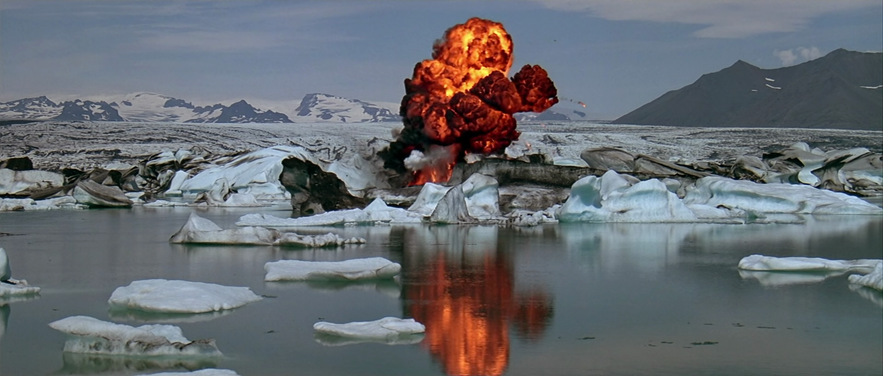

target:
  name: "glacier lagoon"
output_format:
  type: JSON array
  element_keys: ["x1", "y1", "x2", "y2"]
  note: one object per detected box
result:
[{"x1": 0, "y1": 207, "x2": 881, "y2": 376}]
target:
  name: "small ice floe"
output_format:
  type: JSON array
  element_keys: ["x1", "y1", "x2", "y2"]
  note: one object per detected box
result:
[
  {"x1": 237, "y1": 198, "x2": 423, "y2": 227},
  {"x1": 170, "y1": 213, "x2": 364, "y2": 247},
  {"x1": 848, "y1": 262, "x2": 883, "y2": 291},
  {"x1": 108, "y1": 279, "x2": 262, "y2": 314},
  {"x1": 264, "y1": 257, "x2": 401, "y2": 282},
  {"x1": 313, "y1": 317, "x2": 425, "y2": 346},
  {"x1": 737, "y1": 254, "x2": 881, "y2": 273},
  {"x1": 0, "y1": 247, "x2": 41, "y2": 297},
  {"x1": 48, "y1": 316, "x2": 222, "y2": 357},
  {"x1": 138, "y1": 369, "x2": 240, "y2": 376}
]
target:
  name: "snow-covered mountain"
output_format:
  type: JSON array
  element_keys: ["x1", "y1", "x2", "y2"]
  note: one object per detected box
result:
[
  {"x1": 0, "y1": 92, "x2": 402, "y2": 124},
  {"x1": 289, "y1": 93, "x2": 400, "y2": 123}
]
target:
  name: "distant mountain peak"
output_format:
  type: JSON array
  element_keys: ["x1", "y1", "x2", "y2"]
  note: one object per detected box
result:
[{"x1": 613, "y1": 48, "x2": 882, "y2": 131}]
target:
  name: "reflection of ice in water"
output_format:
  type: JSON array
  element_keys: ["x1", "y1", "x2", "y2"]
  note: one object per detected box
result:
[
  {"x1": 0, "y1": 304, "x2": 8, "y2": 347},
  {"x1": 849, "y1": 284, "x2": 883, "y2": 308},
  {"x1": 563, "y1": 216, "x2": 882, "y2": 275},
  {"x1": 58, "y1": 352, "x2": 219, "y2": 375}
]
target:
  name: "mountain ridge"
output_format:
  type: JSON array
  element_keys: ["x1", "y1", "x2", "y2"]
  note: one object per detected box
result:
[
  {"x1": 0, "y1": 92, "x2": 405, "y2": 124},
  {"x1": 613, "y1": 49, "x2": 883, "y2": 130}
]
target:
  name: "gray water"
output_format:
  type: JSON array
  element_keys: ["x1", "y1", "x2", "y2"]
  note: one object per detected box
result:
[{"x1": 1, "y1": 207, "x2": 881, "y2": 376}]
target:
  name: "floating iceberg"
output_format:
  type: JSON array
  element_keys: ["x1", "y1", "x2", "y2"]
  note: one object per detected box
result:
[
  {"x1": 313, "y1": 317, "x2": 425, "y2": 345},
  {"x1": 139, "y1": 369, "x2": 240, "y2": 376},
  {"x1": 170, "y1": 213, "x2": 279, "y2": 245},
  {"x1": 738, "y1": 254, "x2": 881, "y2": 273},
  {"x1": 170, "y1": 213, "x2": 364, "y2": 247},
  {"x1": 48, "y1": 316, "x2": 221, "y2": 357},
  {"x1": 558, "y1": 170, "x2": 883, "y2": 223},
  {"x1": 237, "y1": 198, "x2": 423, "y2": 227},
  {"x1": 264, "y1": 257, "x2": 401, "y2": 281},
  {"x1": 108, "y1": 279, "x2": 262, "y2": 314},
  {"x1": 849, "y1": 262, "x2": 883, "y2": 291}
]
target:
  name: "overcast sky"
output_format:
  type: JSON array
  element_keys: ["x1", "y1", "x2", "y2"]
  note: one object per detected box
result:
[{"x1": 1, "y1": 0, "x2": 881, "y2": 119}]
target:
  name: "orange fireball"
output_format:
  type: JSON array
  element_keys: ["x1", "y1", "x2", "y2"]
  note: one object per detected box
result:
[{"x1": 380, "y1": 17, "x2": 558, "y2": 186}]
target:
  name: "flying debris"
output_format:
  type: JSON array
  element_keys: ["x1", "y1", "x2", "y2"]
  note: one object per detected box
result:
[
  {"x1": 380, "y1": 17, "x2": 558, "y2": 186},
  {"x1": 560, "y1": 97, "x2": 587, "y2": 108}
]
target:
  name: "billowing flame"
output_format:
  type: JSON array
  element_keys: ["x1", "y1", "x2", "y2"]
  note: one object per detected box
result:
[{"x1": 380, "y1": 17, "x2": 558, "y2": 185}]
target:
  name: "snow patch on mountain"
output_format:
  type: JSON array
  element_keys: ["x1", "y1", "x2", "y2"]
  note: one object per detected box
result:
[{"x1": 291, "y1": 93, "x2": 400, "y2": 123}]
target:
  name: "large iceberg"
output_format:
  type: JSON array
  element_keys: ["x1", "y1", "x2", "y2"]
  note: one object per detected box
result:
[
  {"x1": 558, "y1": 170, "x2": 883, "y2": 223},
  {"x1": 313, "y1": 317, "x2": 425, "y2": 345},
  {"x1": 108, "y1": 279, "x2": 262, "y2": 314},
  {"x1": 264, "y1": 257, "x2": 401, "y2": 281},
  {"x1": 48, "y1": 316, "x2": 222, "y2": 356}
]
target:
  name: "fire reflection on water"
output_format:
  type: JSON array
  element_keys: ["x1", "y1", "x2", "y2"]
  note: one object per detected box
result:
[{"x1": 402, "y1": 226, "x2": 553, "y2": 376}]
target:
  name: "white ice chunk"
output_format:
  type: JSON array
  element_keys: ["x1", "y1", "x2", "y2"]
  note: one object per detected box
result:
[
  {"x1": 0, "y1": 281, "x2": 41, "y2": 297},
  {"x1": 460, "y1": 173, "x2": 501, "y2": 219},
  {"x1": 139, "y1": 369, "x2": 241, "y2": 376},
  {"x1": 264, "y1": 257, "x2": 401, "y2": 281},
  {"x1": 313, "y1": 317, "x2": 425, "y2": 342},
  {"x1": 0, "y1": 168, "x2": 64, "y2": 195},
  {"x1": 849, "y1": 262, "x2": 883, "y2": 291},
  {"x1": 108, "y1": 279, "x2": 262, "y2": 313},
  {"x1": 164, "y1": 170, "x2": 190, "y2": 196},
  {"x1": 169, "y1": 213, "x2": 278, "y2": 244},
  {"x1": 407, "y1": 183, "x2": 451, "y2": 215},
  {"x1": 738, "y1": 254, "x2": 881, "y2": 273},
  {"x1": 0, "y1": 196, "x2": 81, "y2": 211},
  {"x1": 48, "y1": 316, "x2": 221, "y2": 356},
  {"x1": 236, "y1": 198, "x2": 423, "y2": 227}
]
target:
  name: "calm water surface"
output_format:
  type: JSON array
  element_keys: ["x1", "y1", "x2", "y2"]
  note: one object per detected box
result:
[{"x1": 1, "y1": 207, "x2": 881, "y2": 376}]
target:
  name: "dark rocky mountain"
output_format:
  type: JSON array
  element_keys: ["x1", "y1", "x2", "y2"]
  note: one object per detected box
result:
[
  {"x1": 209, "y1": 100, "x2": 291, "y2": 123},
  {"x1": 57, "y1": 100, "x2": 125, "y2": 121},
  {"x1": 614, "y1": 49, "x2": 883, "y2": 130}
]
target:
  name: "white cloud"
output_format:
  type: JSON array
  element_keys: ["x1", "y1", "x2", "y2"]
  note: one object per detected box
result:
[
  {"x1": 774, "y1": 49, "x2": 798, "y2": 65},
  {"x1": 774, "y1": 46, "x2": 824, "y2": 66},
  {"x1": 535, "y1": 0, "x2": 881, "y2": 38}
]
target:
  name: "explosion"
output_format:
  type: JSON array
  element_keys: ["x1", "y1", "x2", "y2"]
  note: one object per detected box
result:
[{"x1": 380, "y1": 17, "x2": 558, "y2": 185}]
